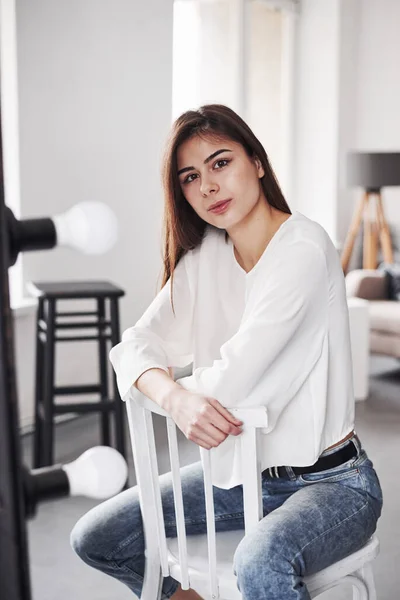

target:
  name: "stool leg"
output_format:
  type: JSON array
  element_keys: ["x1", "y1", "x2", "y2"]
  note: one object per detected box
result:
[
  {"x1": 42, "y1": 299, "x2": 56, "y2": 466},
  {"x1": 110, "y1": 297, "x2": 126, "y2": 459},
  {"x1": 33, "y1": 299, "x2": 45, "y2": 468},
  {"x1": 97, "y1": 298, "x2": 111, "y2": 446}
]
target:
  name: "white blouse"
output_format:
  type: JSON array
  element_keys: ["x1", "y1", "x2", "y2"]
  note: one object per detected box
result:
[{"x1": 109, "y1": 211, "x2": 355, "y2": 489}]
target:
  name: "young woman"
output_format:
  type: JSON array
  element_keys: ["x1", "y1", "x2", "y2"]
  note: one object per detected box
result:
[{"x1": 70, "y1": 104, "x2": 383, "y2": 600}]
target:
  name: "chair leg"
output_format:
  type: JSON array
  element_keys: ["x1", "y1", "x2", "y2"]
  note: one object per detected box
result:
[
  {"x1": 354, "y1": 564, "x2": 377, "y2": 600},
  {"x1": 352, "y1": 581, "x2": 364, "y2": 600},
  {"x1": 140, "y1": 559, "x2": 163, "y2": 600}
]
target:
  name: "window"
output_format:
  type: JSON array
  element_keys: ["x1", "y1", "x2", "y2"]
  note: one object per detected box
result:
[{"x1": 172, "y1": 0, "x2": 298, "y2": 200}]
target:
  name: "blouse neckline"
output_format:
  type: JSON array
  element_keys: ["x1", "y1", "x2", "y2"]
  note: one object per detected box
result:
[{"x1": 229, "y1": 211, "x2": 298, "y2": 277}]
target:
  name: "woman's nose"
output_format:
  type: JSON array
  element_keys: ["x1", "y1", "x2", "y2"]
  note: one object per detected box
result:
[{"x1": 200, "y1": 179, "x2": 219, "y2": 197}]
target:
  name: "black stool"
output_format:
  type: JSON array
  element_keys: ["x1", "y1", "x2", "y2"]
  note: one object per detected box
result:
[{"x1": 28, "y1": 280, "x2": 126, "y2": 468}]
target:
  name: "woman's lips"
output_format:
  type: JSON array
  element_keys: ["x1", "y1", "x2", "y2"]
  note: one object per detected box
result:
[{"x1": 209, "y1": 199, "x2": 232, "y2": 214}]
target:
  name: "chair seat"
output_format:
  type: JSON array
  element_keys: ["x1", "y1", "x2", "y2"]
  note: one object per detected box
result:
[
  {"x1": 305, "y1": 534, "x2": 379, "y2": 594},
  {"x1": 27, "y1": 280, "x2": 124, "y2": 299},
  {"x1": 167, "y1": 533, "x2": 379, "y2": 598},
  {"x1": 168, "y1": 531, "x2": 244, "y2": 597}
]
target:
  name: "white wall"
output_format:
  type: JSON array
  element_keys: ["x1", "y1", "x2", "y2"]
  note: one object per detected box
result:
[
  {"x1": 13, "y1": 0, "x2": 174, "y2": 427},
  {"x1": 353, "y1": 0, "x2": 400, "y2": 226},
  {"x1": 293, "y1": 0, "x2": 400, "y2": 251},
  {"x1": 336, "y1": 0, "x2": 361, "y2": 246},
  {"x1": 292, "y1": 0, "x2": 341, "y2": 243}
]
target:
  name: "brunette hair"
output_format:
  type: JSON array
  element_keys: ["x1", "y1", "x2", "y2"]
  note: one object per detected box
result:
[{"x1": 160, "y1": 104, "x2": 291, "y2": 307}]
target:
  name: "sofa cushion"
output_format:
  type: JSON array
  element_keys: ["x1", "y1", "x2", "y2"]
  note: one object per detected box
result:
[
  {"x1": 369, "y1": 300, "x2": 400, "y2": 335},
  {"x1": 346, "y1": 269, "x2": 388, "y2": 300},
  {"x1": 370, "y1": 330, "x2": 400, "y2": 358}
]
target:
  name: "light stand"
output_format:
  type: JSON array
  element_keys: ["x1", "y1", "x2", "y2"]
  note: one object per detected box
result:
[
  {"x1": 0, "y1": 118, "x2": 125, "y2": 600},
  {"x1": 5, "y1": 199, "x2": 118, "y2": 267},
  {"x1": 0, "y1": 103, "x2": 32, "y2": 600},
  {"x1": 341, "y1": 152, "x2": 400, "y2": 274}
]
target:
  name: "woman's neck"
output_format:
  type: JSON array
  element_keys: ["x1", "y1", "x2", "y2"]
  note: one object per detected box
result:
[{"x1": 228, "y1": 202, "x2": 291, "y2": 274}]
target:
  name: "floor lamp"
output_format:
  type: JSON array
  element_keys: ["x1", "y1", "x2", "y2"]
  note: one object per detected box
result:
[{"x1": 341, "y1": 152, "x2": 400, "y2": 274}]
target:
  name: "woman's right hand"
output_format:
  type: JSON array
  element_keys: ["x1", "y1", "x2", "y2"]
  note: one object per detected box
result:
[{"x1": 165, "y1": 389, "x2": 243, "y2": 450}]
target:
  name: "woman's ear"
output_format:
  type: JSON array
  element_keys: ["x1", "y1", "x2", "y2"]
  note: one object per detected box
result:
[{"x1": 254, "y1": 156, "x2": 265, "y2": 178}]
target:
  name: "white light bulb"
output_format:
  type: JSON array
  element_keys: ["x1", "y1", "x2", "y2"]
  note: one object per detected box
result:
[
  {"x1": 53, "y1": 201, "x2": 118, "y2": 255},
  {"x1": 62, "y1": 446, "x2": 128, "y2": 499}
]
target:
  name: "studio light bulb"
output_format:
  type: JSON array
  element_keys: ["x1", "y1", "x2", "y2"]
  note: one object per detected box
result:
[
  {"x1": 53, "y1": 201, "x2": 118, "y2": 255},
  {"x1": 62, "y1": 446, "x2": 128, "y2": 499}
]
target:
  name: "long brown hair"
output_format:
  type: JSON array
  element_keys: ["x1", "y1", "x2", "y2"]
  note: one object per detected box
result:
[{"x1": 160, "y1": 104, "x2": 291, "y2": 307}]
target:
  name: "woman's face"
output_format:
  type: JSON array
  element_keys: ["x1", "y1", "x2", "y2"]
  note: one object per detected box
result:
[{"x1": 176, "y1": 134, "x2": 265, "y2": 230}]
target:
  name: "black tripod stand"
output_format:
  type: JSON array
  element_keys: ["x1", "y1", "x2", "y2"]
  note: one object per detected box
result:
[
  {"x1": 0, "y1": 103, "x2": 126, "y2": 599},
  {"x1": 0, "y1": 103, "x2": 32, "y2": 599}
]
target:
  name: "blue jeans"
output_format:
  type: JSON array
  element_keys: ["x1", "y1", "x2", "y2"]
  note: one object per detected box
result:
[{"x1": 70, "y1": 433, "x2": 382, "y2": 599}]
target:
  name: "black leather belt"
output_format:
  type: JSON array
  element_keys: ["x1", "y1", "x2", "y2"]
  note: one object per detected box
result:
[{"x1": 262, "y1": 439, "x2": 358, "y2": 479}]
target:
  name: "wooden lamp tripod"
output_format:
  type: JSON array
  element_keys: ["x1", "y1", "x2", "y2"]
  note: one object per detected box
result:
[
  {"x1": 341, "y1": 152, "x2": 400, "y2": 275},
  {"x1": 341, "y1": 188, "x2": 393, "y2": 274}
]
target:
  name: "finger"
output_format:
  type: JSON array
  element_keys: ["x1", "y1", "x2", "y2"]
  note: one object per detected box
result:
[
  {"x1": 193, "y1": 402, "x2": 240, "y2": 437},
  {"x1": 190, "y1": 418, "x2": 229, "y2": 446},
  {"x1": 201, "y1": 422, "x2": 231, "y2": 444},
  {"x1": 212, "y1": 413, "x2": 242, "y2": 436},
  {"x1": 208, "y1": 398, "x2": 243, "y2": 425},
  {"x1": 205, "y1": 406, "x2": 243, "y2": 436},
  {"x1": 202, "y1": 419, "x2": 242, "y2": 444},
  {"x1": 197, "y1": 408, "x2": 239, "y2": 436},
  {"x1": 190, "y1": 430, "x2": 225, "y2": 450},
  {"x1": 187, "y1": 421, "x2": 222, "y2": 446}
]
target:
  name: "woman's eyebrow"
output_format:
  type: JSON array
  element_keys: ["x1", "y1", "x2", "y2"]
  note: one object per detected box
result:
[{"x1": 177, "y1": 149, "x2": 232, "y2": 176}]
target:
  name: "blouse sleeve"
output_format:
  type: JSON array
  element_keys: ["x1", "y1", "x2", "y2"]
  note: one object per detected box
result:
[
  {"x1": 109, "y1": 252, "x2": 195, "y2": 400},
  {"x1": 175, "y1": 240, "x2": 329, "y2": 431}
]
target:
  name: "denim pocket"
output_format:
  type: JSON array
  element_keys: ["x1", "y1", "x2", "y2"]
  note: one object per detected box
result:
[
  {"x1": 351, "y1": 449, "x2": 371, "y2": 468},
  {"x1": 358, "y1": 465, "x2": 383, "y2": 520},
  {"x1": 298, "y1": 465, "x2": 360, "y2": 484}
]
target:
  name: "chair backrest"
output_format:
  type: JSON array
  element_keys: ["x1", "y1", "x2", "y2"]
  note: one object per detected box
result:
[{"x1": 125, "y1": 387, "x2": 268, "y2": 599}]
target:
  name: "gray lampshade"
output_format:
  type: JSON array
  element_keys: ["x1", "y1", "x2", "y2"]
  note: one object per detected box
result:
[{"x1": 347, "y1": 152, "x2": 400, "y2": 190}]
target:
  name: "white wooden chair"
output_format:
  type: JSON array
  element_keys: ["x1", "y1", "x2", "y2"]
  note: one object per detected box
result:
[{"x1": 125, "y1": 387, "x2": 380, "y2": 600}]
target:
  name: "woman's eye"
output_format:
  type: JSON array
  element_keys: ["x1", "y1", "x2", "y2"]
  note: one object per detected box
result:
[
  {"x1": 181, "y1": 159, "x2": 230, "y2": 184},
  {"x1": 183, "y1": 173, "x2": 198, "y2": 184},
  {"x1": 214, "y1": 159, "x2": 230, "y2": 169}
]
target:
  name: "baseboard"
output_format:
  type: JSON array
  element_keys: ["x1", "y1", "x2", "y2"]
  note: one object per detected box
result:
[{"x1": 19, "y1": 413, "x2": 81, "y2": 437}]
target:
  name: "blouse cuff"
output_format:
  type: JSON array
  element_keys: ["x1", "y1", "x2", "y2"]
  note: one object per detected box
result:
[{"x1": 116, "y1": 363, "x2": 170, "y2": 401}]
